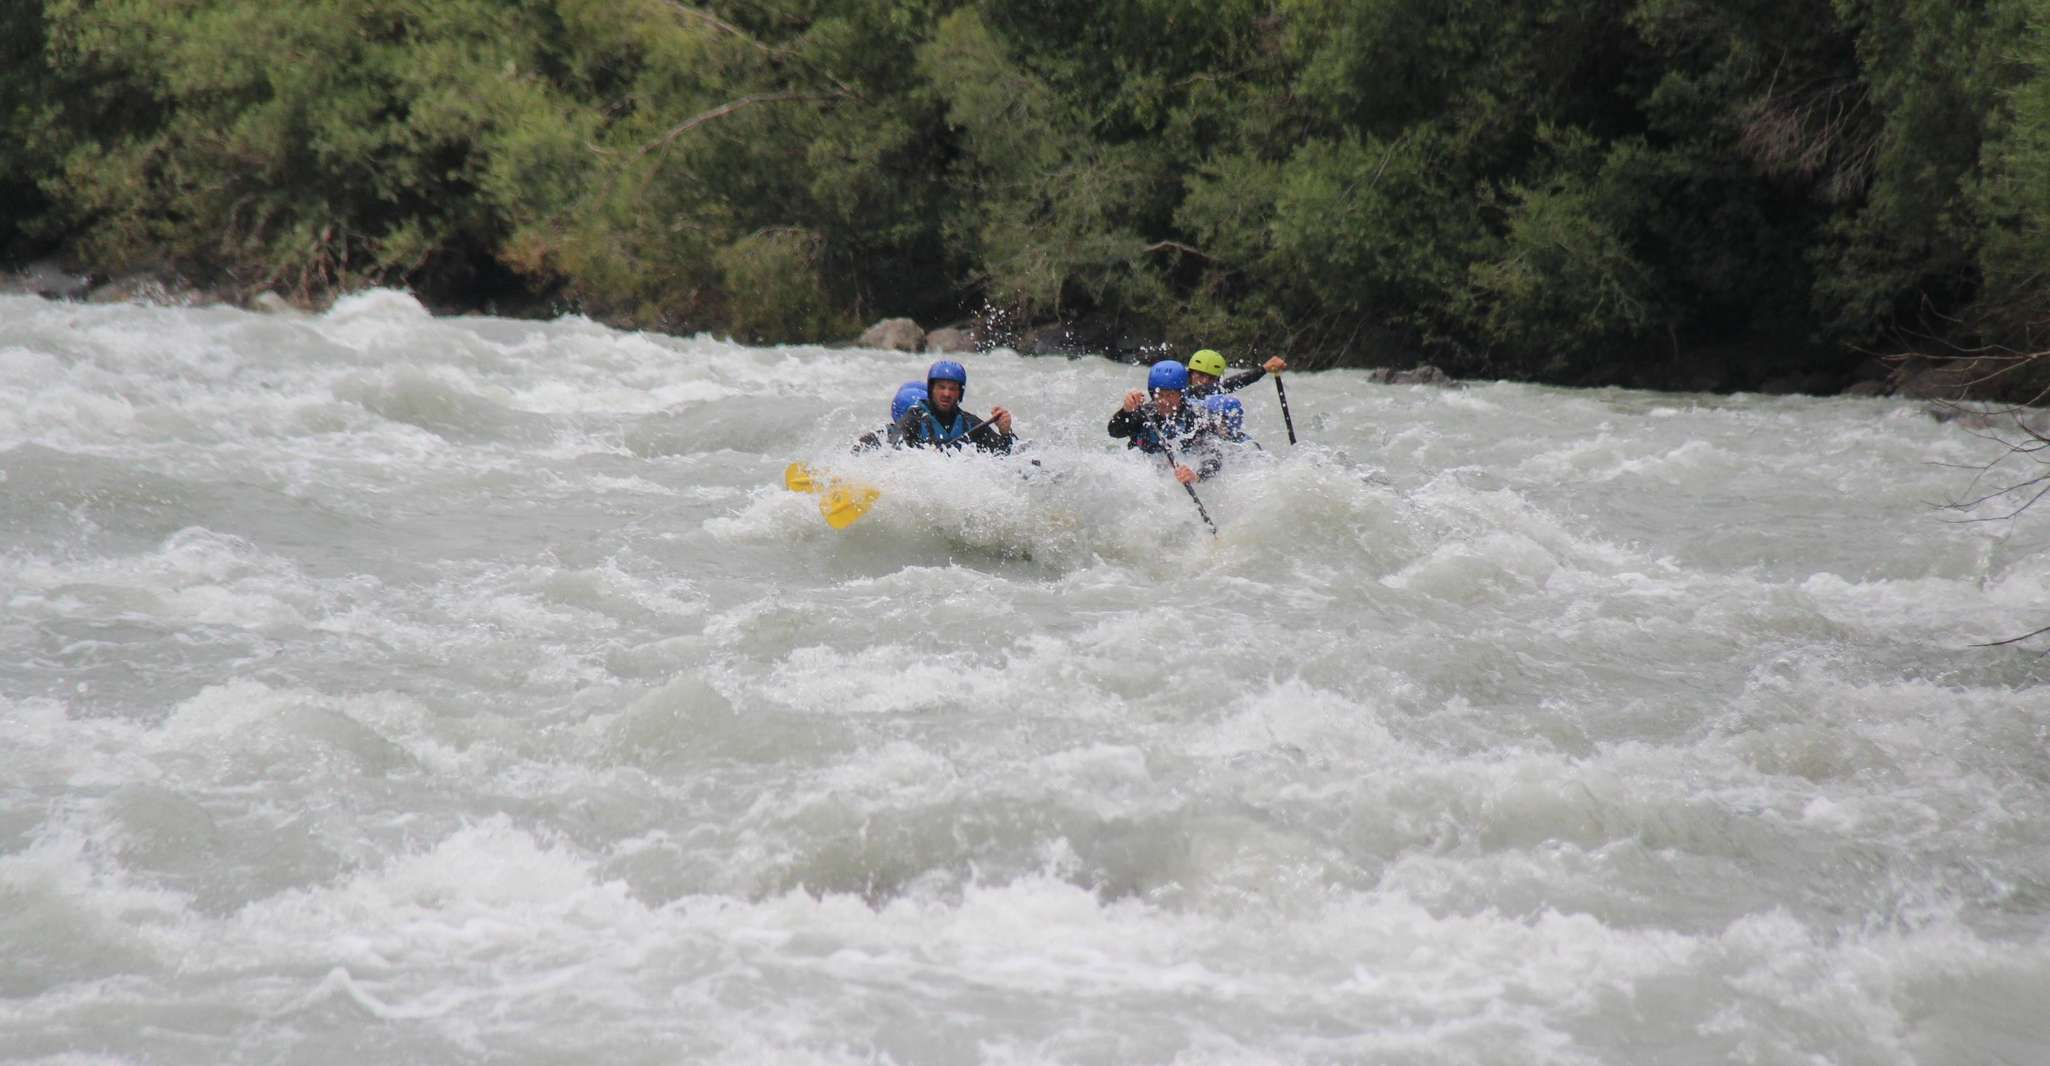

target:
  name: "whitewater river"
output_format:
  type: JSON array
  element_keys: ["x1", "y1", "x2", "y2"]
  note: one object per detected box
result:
[{"x1": 4, "y1": 290, "x2": 2048, "y2": 1065}]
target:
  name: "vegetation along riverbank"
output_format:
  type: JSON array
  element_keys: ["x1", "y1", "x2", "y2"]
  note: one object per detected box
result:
[{"x1": 6, "y1": 1, "x2": 2050, "y2": 404}]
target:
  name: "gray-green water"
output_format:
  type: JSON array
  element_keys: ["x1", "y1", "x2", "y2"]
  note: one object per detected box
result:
[{"x1": 4, "y1": 290, "x2": 2047, "y2": 1064}]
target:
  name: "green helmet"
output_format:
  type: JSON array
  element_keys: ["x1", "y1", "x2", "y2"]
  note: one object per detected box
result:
[{"x1": 1186, "y1": 349, "x2": 1227, "y2": 378}]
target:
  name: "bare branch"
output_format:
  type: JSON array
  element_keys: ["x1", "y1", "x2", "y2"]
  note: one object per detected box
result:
[
  {"x1": 1737, "y1": 77, "x2": 1880, "y2": 200},
  {"x1": 1912, "y1": 345, "x2": 2050, "y2": 599},
  {"x1": 636, "y1": 91, "x2": 847, "y2": 158},
  {"x1": 656, "y1": 2, "x2": 861, "y2": 99},
  {"x1": 1143, "y1": 240, "x2": 1210, "y2": 259},
  {"x1": 1940, "y1": 477, "x2": 2050, "y2": 521},
  {"x1": 660, "y1": 1, "x2": 779, "y2": 57},
  {"x1": 1971, "y1": 623, "x2": 2050, "y2": 648}
]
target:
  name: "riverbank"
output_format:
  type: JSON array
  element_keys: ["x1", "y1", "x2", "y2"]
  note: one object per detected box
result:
[{"x1": 7, "y1": 255, "x2": 2045, "y2": 408}]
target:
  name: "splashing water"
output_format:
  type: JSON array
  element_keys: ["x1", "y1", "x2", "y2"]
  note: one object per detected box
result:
[{"x1": 4, "y1": 291, "x2": 2048, "y2": 1064}]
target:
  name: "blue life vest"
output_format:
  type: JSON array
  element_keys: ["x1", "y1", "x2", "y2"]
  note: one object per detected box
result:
[
  {"x1": 912, "y1": 402, "x2": 971, "y2": 445},
  {"x1": 1130, "y1": 409, "x2": 1193, "y2": 453}
]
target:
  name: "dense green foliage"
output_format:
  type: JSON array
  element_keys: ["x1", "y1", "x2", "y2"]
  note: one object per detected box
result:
[{"x1": 4, "y1": 0, "x2": 2048, "y2": 384}]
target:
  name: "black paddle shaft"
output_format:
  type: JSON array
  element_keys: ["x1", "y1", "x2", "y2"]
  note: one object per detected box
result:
[
  {"x1": 1157, "y1": 437, "x2": 1217, "y2": 535},
  {"x1": 1275, "y1": 374, "x2": 1298, "y2": 445}
]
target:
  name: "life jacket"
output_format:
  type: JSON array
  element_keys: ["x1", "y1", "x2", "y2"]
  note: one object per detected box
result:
[
  {"x1": 1129, "y1": 408, "x2": 1195, "y2": 454},
  {"x1": 911, "y1": 401, "x2": 972, "y2": 446}
]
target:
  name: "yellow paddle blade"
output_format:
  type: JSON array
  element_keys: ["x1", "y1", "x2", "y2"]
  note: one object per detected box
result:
[
  {"x1": 784, "y1": 461, "x2": 821, "y2": 494},
  {"x1": 784, "y1": 461, "x2": 878, "y2": 527},
  {"x1": 819, "y1": 484, "x2": 881, "y2": 530}
]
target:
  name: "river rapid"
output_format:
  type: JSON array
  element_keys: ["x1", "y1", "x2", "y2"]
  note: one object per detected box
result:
[{"x1": 4, "y1": 290, "x2": 2048, "y2": 1065}]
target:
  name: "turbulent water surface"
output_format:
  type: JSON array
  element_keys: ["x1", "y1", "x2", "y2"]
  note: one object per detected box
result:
[{"x1": 4, "y1": 291, "x2": 2049, "y2": 1065}]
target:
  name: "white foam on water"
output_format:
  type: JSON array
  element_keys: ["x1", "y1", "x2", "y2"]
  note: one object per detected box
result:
[{"x1": 5, "y1": 298, "x2": 2050, "y2": 1063}]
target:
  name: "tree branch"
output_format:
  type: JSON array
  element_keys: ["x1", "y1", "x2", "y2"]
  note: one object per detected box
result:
[
  {"x1": 660, "y1": 1, "x2": 778, "y2": 57},
  {"x1": 637, "y1": 91, "x2": 846, "y2": 157},
  {"x1": 1971, "y1": 623, "x2": 2050, "y2": 648},
  {"x1": 657, "y1": 2, "x2": 861, "y2": 100}
]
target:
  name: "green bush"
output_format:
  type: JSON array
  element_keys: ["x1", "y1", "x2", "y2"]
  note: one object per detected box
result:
[
  {"x1": 1973, "y1": 4, "x2": 2050, "y2": 335},
  {"x1": 715, "y1": 228, "x2": 856, "y2": 343},
  {"x1": 2, "y1": 0, "x2": 2042, "y2": 383}
]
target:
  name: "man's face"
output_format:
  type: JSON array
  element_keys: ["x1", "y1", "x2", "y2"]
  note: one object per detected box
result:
[
  {"x1": 1154, "y1": 388, "x2": 1183, "y2": 413},
  {"x1": 1188, "y1": 370, "x2": 1218, "y2": 389},
  {"x1": 930, "y1": 380, "x2": 962, "y2": 410}
]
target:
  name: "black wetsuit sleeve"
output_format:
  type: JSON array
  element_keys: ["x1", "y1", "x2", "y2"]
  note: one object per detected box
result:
[
  {"x1": 891, "y1": 408, "x2": 926, "y2": 448},
  {"x1": 1220, "y1": 367, "x2": 1266, "y2": 393},
  {"x1": 1108, "y1": 408, "x2": 1145, "y2": 440}
]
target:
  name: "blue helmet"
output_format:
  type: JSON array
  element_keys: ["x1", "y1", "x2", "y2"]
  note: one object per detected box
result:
[
  {"x1": 926, "y1": 359, "x2": 967, "y2": 396},
  {"x1": 890, "y1": 381, "x2": 928, "y2": 423},
  {"x1": 1147, "y1": 359, "x2": 1189, "y2": 393},
  {"x1": 1203, "y1": 394, "x2": 1245, "y2": 435}
]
